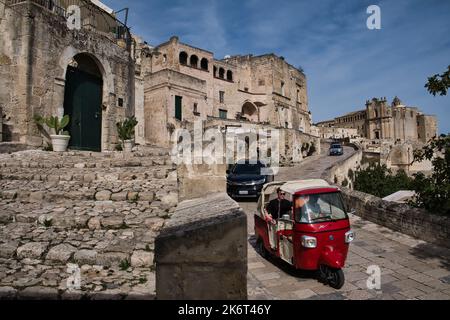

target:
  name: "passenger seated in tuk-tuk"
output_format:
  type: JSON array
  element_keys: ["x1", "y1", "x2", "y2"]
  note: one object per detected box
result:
[{"x1": 265, "y1": 188, "x2": 292, "y2": 225}]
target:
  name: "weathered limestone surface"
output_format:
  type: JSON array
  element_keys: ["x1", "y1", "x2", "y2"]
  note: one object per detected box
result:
[
  {"x1": 0, "y1": 146, "x2": 177, "y2": 299},
  {"x1": 155, "y1": 193, "x2": 247, "y2": 300}
]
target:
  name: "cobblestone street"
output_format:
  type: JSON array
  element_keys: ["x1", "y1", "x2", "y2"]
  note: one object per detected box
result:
[{"x1": 242, "y1": 148, "x2": 450, "y2": 300}]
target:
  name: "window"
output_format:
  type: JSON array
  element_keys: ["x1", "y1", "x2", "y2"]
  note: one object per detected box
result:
[
  {"x1": 179, "y1": 52, "x2": 188, "y2": 65},
  {"x1": 219, "y1": 68, "x2": 225, "y2": 79},
  {"x1": 193, "y1": 103, "x2": 199, "y2": 115},
  {"x1": 297, "y1": 89, "x2": 300, "y2": 102},
  {"x1": 258, "y1": 79, "x2": 265, "y2": 86},
  {"x1": 200, "y1": 58, "x2": 208, "y2": 71},
  {"x1": 190, "y1": 55, "x2": 199, "y2": 68},
  {"x1": 294, "y1": 192, "x2": 348, "y2": 224},
  {"x1": 175, "y1": 96, "x2": 182, "y2": 121},
  {"x1": 118, "y1": 98, "x2": 124, "y2": 107},
  {"x1": 213, "y1": 66, "x2": 217, "y2": 77},
  {"x1": 219, "y1": 91, "x2": 225, "y2": 103},
  {"x1": 281, "y1": 81, "x2": 285, "y2": 96},
  {"x1": 226, "y1": 70, "x2": 233, "y2": 81},
  {"x1": 219, "y1": 109, "x2": 227, "y2": 119},
  {"x1": 163, "y1": 54, "x2": 167, "y2": 63}
]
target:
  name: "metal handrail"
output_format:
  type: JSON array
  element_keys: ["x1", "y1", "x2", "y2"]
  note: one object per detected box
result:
[{"x1": 5, "y1": 0, "x2": 132, "y2": 51}]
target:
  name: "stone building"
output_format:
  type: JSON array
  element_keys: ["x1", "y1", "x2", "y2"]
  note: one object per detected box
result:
[
  {"x1": 0, "y1": 0, "x2": 135, "y2": 151},
  {"x1": 137, "y1": 36, "x2": 312, "y2": 148},
  {"x1": 316, "y1": 97, "x2": 438, "y2": 144}
]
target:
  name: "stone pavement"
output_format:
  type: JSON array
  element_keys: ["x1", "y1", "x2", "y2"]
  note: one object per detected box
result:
[{"x1": 241, "y1": 147, "x2": 450, "y2": 300}]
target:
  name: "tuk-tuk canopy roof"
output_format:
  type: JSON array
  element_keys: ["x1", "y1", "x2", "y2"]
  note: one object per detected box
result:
[{"x1": 280, "y1": 179, "x2": 337, "y2": 195}]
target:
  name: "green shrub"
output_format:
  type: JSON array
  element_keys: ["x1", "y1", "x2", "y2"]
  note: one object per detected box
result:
[
  {"x1": 116, "y1": 116, "x2": 138, "y2": 141},
  {"x1": 354, "y1": 164, "x2": 413, "y2": 198}
]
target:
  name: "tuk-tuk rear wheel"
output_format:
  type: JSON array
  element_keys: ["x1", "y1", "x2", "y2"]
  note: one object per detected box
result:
[{"x1": 256, "y1": 237, "x2": 268, "y2": 259}]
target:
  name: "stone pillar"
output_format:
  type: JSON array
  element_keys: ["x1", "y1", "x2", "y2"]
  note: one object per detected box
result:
[
  {"x1": 177, "y1": 163, "x2": 227, "y2": 202},
  {"x1": 155, "y1": 193, "x2": 247, "y2": 300}
]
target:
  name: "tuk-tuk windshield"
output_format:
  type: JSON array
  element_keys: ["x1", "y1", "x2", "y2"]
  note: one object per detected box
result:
[{"x1": 294, "y1": 192, "x2": 348, "y2": 223}]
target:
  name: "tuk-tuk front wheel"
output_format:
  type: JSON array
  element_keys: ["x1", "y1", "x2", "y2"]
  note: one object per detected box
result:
[{"x1": 319, "y1": 265, "x2": 345, "y2": 289}]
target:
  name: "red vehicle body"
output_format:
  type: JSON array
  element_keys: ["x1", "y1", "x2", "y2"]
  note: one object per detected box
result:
[{"x1": 254, "y1": 180, "x2": 355, "y2": 289}]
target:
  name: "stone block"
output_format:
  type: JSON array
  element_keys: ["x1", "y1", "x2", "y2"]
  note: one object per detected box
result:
[
  {"x1": 131, "y1": 250, "x2": 154, "y2": 267},
  {"x1": 101, "y1": 216, "x2": 124, "y2": 229},
  {"x1": 156, "y1": 193, "x2": 247, "y2": 300},
  {"x1": 95, "y1": 190, "x2": 112, "y2": 201},
  {"x1": 74, "y1": 250, "x2": 98, "y2": 265},
  {"x1": 46, "y1": 244, "x2": 77, "y2": 263},
  {"x1": 17, "y1": 242, "x2": 49, "y2": 260}
]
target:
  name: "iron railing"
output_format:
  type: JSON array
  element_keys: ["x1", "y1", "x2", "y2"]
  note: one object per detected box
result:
[{"x1": 5, "y1": 0, "x2": 132, "y2": 51}]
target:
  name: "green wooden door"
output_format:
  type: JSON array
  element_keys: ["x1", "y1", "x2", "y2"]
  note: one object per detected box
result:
[{"x1": 64, "y1": 66, "x2": 103, "y2": 152}]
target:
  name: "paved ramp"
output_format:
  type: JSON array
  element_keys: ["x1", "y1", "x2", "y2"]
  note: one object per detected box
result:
[{"x1": 240, "y1": 148, "x2": 450, "y2": 300}]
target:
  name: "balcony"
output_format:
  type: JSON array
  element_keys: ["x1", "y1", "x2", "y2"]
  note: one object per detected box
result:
[{"x1": 5, "y1": 0, "x2": 132, "y2": 52}]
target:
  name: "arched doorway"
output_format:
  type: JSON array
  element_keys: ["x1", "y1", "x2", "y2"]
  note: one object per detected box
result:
[
  {"x1": 63, "y1": 53, "x2": 103, "y2": 151},
  {"x1": 241, "y1": 101, "x2": 259, "y2": 122}
]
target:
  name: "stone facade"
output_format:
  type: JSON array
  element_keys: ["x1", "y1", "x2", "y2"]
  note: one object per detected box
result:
[
  {"x1": 316, "y1": 97, "x2": 438, "y2": 144},
  {"x1": 316, "y1": 126, "x2": 359, "y2": 140},
  {"x1": 0, "y1": 0, "x2": 135, "y2": 150},
  {"x1": 139, "y1": 36, "x2": 312, "y2": 148}
]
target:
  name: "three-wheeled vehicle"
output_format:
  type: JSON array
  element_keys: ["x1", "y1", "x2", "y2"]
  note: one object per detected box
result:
[{"x1": 255, "y1": 179, "x2": 355, "y2": 289}]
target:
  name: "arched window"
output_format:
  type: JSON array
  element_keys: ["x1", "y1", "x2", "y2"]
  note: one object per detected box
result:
[
  {"x1": 226, "y1": 70, "x2": 233, "y2": 81},
  {"x1": 179, "y1": 51, "x2": 188, "y2": 65},
  {"x1": 219, "y1": 68, "x2": 225, "y2": 79},
  {"x1": 213, "y1": 66, "x2": 217, "y2": 77},
  {"x1": 190, "y1": 55, "x2": 199, "y2": 68},
  {"x1": 200, "y1": 58, "x2": 208, "y2": 71}
]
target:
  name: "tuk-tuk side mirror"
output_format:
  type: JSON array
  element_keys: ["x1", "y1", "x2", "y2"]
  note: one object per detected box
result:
[{"x1": 281, "y1": 214, "x2": 291, "y2": 221}]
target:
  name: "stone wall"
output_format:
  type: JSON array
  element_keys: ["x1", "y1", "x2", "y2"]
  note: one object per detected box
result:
[
  {"x1": 155, "y1": 193, "x2": 247, "y2": 300},
  {"x1": 340, "y1": 189, "x2": 450, "y2": 249},
  {"x1": 321, "y1": 144, "x2": 362, "y2": 189}
]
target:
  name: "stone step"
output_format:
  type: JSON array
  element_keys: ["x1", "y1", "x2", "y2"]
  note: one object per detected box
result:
[
  {"x1": 0, "y1": 180, "x2": 178, "y2": 203},
  {"x1": 0, "y1": 199, "x2": 174, "y2": 231},
  {"x1": 0, "y1": 156, "x2": 173, "y2": 169},
  {"x1": 0, "y1": 166, "x2": 176, "y2": 182}
]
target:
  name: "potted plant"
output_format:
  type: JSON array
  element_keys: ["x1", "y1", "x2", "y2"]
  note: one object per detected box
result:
[
  {"x1": 34, "y1": 115, "x2": 71, "y2": 152},
  {"x1": 116, "y1": 116, "x2": 138, "y2": 152}
]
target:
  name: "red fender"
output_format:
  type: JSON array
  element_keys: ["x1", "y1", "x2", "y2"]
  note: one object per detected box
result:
[{"x1": 319, "y1": 245, "x2": 345, "y2": 269}]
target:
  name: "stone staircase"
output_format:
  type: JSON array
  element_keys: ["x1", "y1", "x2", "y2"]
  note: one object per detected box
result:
[{"x1": 0, "y1": 146, "x2": 178, "y2": 300}]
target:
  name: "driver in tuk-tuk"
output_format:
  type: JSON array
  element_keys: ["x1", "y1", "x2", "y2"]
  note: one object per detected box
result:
[{"x1": 295, "y1": 194, "x2": 324, "y2": 222}]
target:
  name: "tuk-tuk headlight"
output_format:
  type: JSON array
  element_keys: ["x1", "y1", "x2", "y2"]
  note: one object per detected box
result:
[
  {"x1": 301, "y1": 236, "x2": 317, "y2": 248},
  {"x1": 345, "y1": 230, "x2": 355, "y2": 243}
]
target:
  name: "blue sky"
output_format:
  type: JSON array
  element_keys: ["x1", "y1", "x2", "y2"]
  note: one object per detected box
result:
[{"x1": 103, "y1": 0, "x2": 450, "y2": 133}]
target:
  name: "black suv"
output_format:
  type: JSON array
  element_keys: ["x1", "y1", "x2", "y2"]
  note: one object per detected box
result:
[
  {"x1": 329, "y1": 143, "x2": 344, "y2": 156},
  {"x1": 226, "y1": 160, "x2": 274, "y2": 199}
]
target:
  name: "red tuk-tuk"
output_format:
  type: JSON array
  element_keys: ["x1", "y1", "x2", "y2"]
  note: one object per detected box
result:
[{"x1": 255, "y1": 179, "x2": 355, "y2": 289}]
